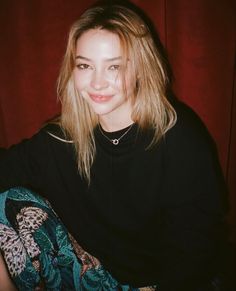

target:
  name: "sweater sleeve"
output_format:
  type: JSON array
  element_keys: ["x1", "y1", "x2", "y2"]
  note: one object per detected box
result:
[
  {"x1": 0, "y1": 125, "x2": 60, "y2": 193},
  {"x1": 158, "y1": 106, "x2": 227, "y2": 290}
]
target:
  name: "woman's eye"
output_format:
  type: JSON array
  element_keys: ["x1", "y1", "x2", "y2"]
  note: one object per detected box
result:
[
  {"x1": 76, "y1": 64, "x2": 91, "y2": 70},
  {"x1": 109, "y1": 65, "x2": 120, "y2": 71}
]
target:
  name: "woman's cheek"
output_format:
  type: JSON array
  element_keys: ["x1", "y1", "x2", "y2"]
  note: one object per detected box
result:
[{"x1": 74, "y1": 71, "x2": 89, "y2": 90}]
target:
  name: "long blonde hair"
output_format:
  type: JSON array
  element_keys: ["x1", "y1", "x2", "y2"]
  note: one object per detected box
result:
[{"x1": 57, "y1": 2, "x2": 176, "y2": 183}]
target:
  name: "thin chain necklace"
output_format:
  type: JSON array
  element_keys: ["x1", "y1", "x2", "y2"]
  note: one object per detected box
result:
[{"x1": 98, "y1": 123, "x2": 134, "y2": 145}]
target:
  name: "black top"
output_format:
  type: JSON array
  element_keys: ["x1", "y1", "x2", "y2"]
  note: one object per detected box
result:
[{"x1": 0, "y1": 102, "x2": 226, "y2": 290}]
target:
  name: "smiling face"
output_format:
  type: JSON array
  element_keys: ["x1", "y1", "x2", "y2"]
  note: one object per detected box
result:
[{"x1": 73, "y1": 29, "x2": 135, "y2": 130}]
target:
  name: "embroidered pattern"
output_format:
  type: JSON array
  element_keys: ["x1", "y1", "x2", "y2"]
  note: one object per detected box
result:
[
  {"x1": 0, "y1": 207, "x2": 47, "y2": 276},
  {"x1": 0, "y1": 187, "x2": 158, "y2": 290}
]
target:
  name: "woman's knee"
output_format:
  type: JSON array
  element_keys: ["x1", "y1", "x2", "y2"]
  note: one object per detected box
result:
[{"x1": 0, "y1": 252, "x2": 17, "y2": 291}]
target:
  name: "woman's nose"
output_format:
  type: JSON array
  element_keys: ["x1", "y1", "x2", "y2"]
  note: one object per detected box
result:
[{"x1": 90, "y1": 70, "x2": 109, "y2": 90}]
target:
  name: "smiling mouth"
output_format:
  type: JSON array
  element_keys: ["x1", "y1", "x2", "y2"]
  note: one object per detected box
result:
[{"x1": 89, "y1": 93, "x2": 113, "y2": 103}]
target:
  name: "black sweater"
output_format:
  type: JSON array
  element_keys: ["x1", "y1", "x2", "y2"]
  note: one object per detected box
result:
[{"x1": 0, "y1": 102, "x2": 226, "y2": 290}]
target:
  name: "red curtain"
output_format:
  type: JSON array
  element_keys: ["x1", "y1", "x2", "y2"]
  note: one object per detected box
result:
[{"x1": 0, "y1": 0, "x2": 235, "y2": 241}]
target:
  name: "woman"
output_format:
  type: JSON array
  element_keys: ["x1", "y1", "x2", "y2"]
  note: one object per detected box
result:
[{"x1": 0, "y1": 1, "x2": 227, "y2": 290}]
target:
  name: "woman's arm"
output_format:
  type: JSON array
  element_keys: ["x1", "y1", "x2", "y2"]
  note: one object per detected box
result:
[
  {"x1": 158, "y1": 104, "x2": 228, "y2": 290},
  {"x1": 0, "y1": 127, "x2": 54, "y2": 193}
]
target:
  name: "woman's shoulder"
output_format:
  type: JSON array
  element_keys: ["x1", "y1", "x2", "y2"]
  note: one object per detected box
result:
[{"x1": 165, "y1": 100, "x2": 217, "y2": 156}]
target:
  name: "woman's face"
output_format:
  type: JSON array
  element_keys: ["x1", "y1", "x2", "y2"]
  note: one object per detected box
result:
[{"x1": 73, "y1": 29, "x2": 134, "y2": 129}]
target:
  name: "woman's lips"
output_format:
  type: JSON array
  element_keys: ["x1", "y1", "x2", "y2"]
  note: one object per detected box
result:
[{"x1": 89, "y1": 93, "x2": 113, "y2": 103}]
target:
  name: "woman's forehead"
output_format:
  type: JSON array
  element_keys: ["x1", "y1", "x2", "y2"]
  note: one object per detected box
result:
[{"x1": 75, "y1": 29, "x2": 126, "y2": 61}]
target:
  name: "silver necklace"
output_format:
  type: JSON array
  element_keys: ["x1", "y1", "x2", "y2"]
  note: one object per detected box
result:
[{"x1": 98, "y1": 123, "x2": 134, "y2": 145}]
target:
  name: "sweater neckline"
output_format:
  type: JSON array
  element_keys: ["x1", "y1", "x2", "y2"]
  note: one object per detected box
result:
[
  {"x1": 94, "y1": 123, "x2": 154, "y2": 154},
  {"x1": 98, "y1": 123, "x2": 135, "y2": 142},
  {"x1": 95, "y1": 123, "x2": 140, "y2": 149}
]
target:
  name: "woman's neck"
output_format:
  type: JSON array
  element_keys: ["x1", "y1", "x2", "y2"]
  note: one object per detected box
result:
[
  {"x1": 98, "y1": 100, "x2": 134, "y2": 132},
  {"x1": 99, "y1": 117, "x2": 134, "y2": 132}
]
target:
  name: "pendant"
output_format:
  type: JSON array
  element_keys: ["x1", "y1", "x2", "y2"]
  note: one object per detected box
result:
[{"x1": 112, "y1": 139, "x2": 119, "y2": 145}]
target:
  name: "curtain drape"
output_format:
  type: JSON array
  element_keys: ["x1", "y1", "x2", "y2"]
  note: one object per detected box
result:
[{"x1": 0, "y1": 0, "x2": 235, "y2": 241}]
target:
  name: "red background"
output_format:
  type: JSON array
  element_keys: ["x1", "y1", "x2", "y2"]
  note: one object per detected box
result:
[{"x1": 0, "y1": 0, "x2": 235, "y2": 241}]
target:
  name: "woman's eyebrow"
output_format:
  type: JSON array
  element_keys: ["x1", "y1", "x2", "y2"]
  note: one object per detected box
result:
[
  {"x1": 75, "y1": 55, "x2": 122, "y2": 62},
  {"x1": 75, "y1": 56, "x2": 91, "y2": 60}
]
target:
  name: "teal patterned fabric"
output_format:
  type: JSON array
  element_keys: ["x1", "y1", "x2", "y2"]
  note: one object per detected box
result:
[{"x1": 0, "y1": 187, "x2": 156, "y2": 291}]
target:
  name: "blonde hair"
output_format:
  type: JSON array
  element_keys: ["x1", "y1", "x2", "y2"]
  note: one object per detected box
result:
[{"x1": 57, "y1": 2, "x2": 176, "y2": 183}]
